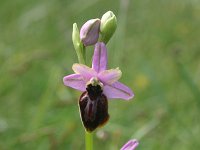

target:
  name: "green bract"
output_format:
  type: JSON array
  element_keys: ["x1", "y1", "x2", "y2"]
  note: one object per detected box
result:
[{"x1": 72, "y1": 23, "x2": 85, "y2": 64}]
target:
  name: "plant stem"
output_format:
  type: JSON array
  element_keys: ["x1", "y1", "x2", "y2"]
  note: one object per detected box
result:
[
  {"x1": 82, "y1": 47, "x2": 93, "y2": 150},
  {"x1": 76, "y1": 44, "x2": 86, "y2": 64},
  {"x1": 75, "y1": 44, "x2": 93, "y2": 150},
  {"x1": 85, "y1": 131, "x2": 93, "y2": 150},
  {"x1": 82, "y1": 46, "x2": 86, "y2": 64}
]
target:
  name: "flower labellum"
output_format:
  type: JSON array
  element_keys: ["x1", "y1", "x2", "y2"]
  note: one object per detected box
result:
[
  {"x1": 121, "y1": 139, "x2": 139, "y2": 150},
  {"x1": 63, "y1": 42, "x2": 134, "y2": 132},
  {"x1": 80, "y1": 18, "x2": 101, "y2": 46},
  {"x1": 79, "y1": 77, "x2": 109, "y2": 132},
  {"x1": 100, "y1": 11, "x2": 117, "y2": 44}
]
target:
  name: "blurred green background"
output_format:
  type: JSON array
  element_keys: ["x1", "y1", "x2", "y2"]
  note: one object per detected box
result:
[{"x1": 0, "y1": 0, "x2": 200, "y2": 149}]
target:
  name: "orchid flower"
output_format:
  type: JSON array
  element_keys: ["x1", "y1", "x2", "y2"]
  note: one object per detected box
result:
[
  {"x1": 121, "y1": 139, "x2": 139, "y2": 150},
  {"x1": 63, "y1": 42, "x2": 134, "y2": 100},
  {"x1": 63, "y1": 42, "x2": 134, "y2": 132}
]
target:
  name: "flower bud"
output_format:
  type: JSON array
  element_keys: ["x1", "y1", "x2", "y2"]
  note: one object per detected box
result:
[
  {"x1": 80, "y1": 18, "x2": 101, "y2": 46},
  {"x1": 72, "y1": 23, "x2": 82, "y2": 51},
  {"x1": 100, "y1": 11, "x2": 117, "y2": 44},
  {"x1": 72, "y1": 23, "x2": 85, "y2": 64}
]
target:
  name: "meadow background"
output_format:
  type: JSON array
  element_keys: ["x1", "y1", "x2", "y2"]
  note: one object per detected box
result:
[{"x1": 0, "y1": 0, "x2": 200, "y2": 149}]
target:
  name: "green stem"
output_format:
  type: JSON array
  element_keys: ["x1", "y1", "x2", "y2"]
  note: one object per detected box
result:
[
  {"x1": 82, "y1": 46, "x2": 92, "y2": 150},
  {"x1": 82, "y1": 46, "x2": 86, "y2": 64},
  {"x1": 75, "y1": 44, "x2": 93, "y2": 150},
  {"x1": 76, "y1": 44, "x2": 86, "y2": 64},
  {"x1": 85, "y1": 132, "x2": 93, "y2": 150}
]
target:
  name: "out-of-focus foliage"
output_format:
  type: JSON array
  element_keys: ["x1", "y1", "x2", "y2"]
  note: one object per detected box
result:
[{"x1": 0, "y1": 0, "x2": 200, "y2": 149}]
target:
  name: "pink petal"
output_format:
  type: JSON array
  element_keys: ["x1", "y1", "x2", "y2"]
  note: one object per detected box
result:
[
  {"x1": 120, "y1": 139, "x2": 139, "y2": 150},
  {"x1": 103, "y1": 81, "x2": 134, "y2": 100},
  {"x1": 72, "y1": 63, "x2": 97, "y2": 80},
  {"x1": 98, "y1": 68, "x2": 122, "y2": 85},
  {"x1": 92, "y1": 42, "x2": 107, "y2": 73},
  {"x1": 63, "y1": 74, "x2": 86, "y2": 91}
]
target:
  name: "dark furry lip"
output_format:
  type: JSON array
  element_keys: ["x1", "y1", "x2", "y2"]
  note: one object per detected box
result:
[{"x1": 79, "y1": 84, "x2": 109, "y2": 132}]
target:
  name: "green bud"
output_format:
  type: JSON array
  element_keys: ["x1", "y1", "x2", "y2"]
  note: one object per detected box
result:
[
  {"x1": 100, "y1": 11, "x2": 117, "y2": 44},
  {"x1": 72, "y1": 23, "x2": 82, "y2": 52},
  {"x1": 72, "y1": 23, "x2": 85, "y2": 64}
]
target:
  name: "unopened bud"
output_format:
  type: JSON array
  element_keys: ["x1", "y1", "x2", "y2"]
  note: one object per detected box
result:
[
  {"x1": 72, "y1": 23, "x2": 85, "y2": 64},
  {"x1": 80, "y1": 19, "x2": 101, "y2": 46},
  {"x1": 100, "y1": 11, "x2": 117, "y2": 44},
  {"x1": 72, "y1": 23, "x2": 82, "y2": 51}
]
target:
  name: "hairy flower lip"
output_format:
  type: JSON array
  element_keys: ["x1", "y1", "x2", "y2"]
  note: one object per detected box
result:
[{"x1": 63, "y1": 42, "x2": 134, "y2": 100}]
